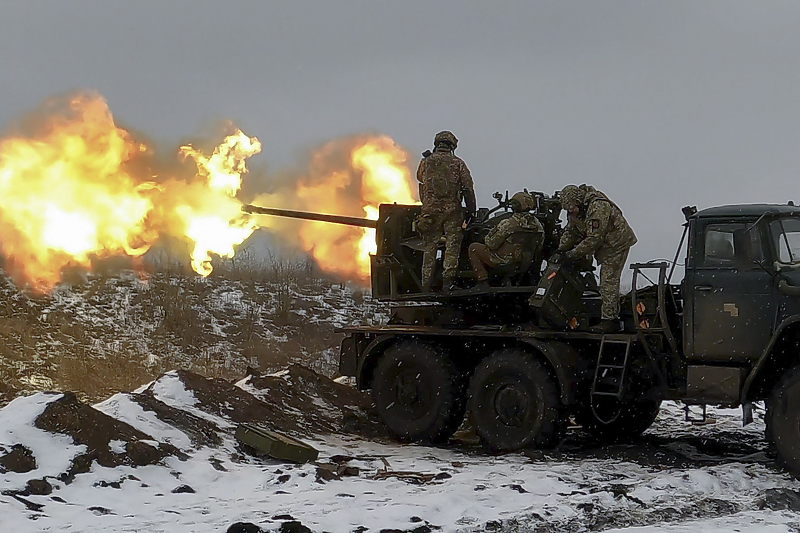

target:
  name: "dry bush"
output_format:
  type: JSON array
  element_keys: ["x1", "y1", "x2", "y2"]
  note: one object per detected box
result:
[
  {"x1": 134, "y1": 276, "x2": 207, "y2": 354},
  {"x1": 56, "y1": 349, "x2": 162, "y2": 402}
]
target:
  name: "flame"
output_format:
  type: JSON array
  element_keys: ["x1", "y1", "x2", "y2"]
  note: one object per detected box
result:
[
  {"x1": 0, "y1": 91, "x2": 415, "y2": 290},
  {"x1": 176, "y1": 131, "x2": 261, "y2": 275},
  {"x1": 0, "y1": 92, "x2": 260, "y2": 289},
  {"x1": 256, "y1": 135, "x2": 418, "y2": 282}
]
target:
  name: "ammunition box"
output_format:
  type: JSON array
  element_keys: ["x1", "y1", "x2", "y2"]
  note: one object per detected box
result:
[
  {"x1": 529, "y1": 263, "x2": 585, "y2": 329},
  {"x1": 235, "y1": 423, "x2": 319, "y2": 463}
]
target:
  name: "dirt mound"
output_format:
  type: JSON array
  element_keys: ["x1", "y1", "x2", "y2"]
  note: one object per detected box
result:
[
  {"x1": 0, "y1": 444, "x2": 37, "y2": 473},
  {"x1": 246, "y1": 364, "x2": 385, "y2": 438},
  {"x1": 0, "y1": 382, "x2": 19, "y2": 408},
  {"x1": 171, "y1": 366, "x2": 386, "y2": 440},
  {"x1": 130, "y1": 389, "x2": 223, "y2": 448},
  {"x1": 34, "y1": 392, "x2": 184, "y2": 479}
]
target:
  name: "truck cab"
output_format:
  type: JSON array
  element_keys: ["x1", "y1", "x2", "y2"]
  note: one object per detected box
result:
[{"x1": 683, "y1": 204, "x2": 800, "y2": 363}]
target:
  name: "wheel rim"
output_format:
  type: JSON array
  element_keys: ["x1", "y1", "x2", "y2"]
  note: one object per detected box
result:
[
  {"x1": 393, "y1": 369, "x2": 430, "y2": 419},
  {"x1": 493, "y1": 383, "x2": 530, "y2": 427},
  {"x1": 386, "y1": 368, "x2": 433, "y2": 421}
]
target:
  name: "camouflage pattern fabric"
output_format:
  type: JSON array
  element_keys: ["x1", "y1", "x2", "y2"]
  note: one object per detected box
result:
[
  {"x1": 559, "y1": 185, "x2": 585, "y2": 211},
  {"x1": 484, "y1": 213, "x2": 543, "y2": 263},
  {"x1": 468, "y1": 242, "x2": 498, "y2": 281},
  {"x1": 558, "y1": 213, "x2": 586, "y2": 254},
  {"x1": 599, "y1": 247, "x2": 629, "y2": 320},
  {"x1": 416, "y1": 142, "x2": 476, "y2": 290},
  {"x1": 557, "y1": 185, "x2": 637, "y2": 319},
  {"x1": 469, "y1": 212, "x2": 543, "y2": 281},
  {"x1": 560, "y1": 185, "x2": 637, "y2": 262},
  {"x1": 416, "y1": 148, "x2": 476, "y2": 216},
  {"x1": 421, "y1": 210, "x2": 463, "y2": 289}
]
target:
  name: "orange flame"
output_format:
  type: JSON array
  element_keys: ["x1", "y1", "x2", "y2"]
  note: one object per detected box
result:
[
  {"x1": 253, "y1": 135, "x2": 418, "y2": 282},
  {"x1": 0, "y1": 92, "x2": 260, "y2": 289},
  {"x1": 176, "y1": 131, "x2": 261, "y2": 275},
  {"x1": 0, "y1": 91, "x2": 415, "y2": 289}
]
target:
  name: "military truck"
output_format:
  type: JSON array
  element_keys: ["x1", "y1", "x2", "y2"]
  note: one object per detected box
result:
[{"x1": 246, "y1": 197, "x2": 800, "y2": 476}]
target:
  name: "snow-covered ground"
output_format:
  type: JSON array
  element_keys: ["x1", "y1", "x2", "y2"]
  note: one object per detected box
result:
[{"x1": 2, "y1": 369, "x2": 799, "y2": 533}]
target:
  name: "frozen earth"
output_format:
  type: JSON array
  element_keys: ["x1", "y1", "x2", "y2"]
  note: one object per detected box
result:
[{"x1": 1, "y1": 366, "x2": 800, "y2": 533}]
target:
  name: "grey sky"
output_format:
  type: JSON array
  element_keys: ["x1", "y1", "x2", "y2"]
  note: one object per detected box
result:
[{"x1": 2, "y1": 1, "x2": 800, "y2": 268}]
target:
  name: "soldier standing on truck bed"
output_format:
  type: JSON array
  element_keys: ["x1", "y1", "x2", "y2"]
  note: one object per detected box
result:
[
  {"x1": 468, "y1": 191, "x2": 544, "y2": 286},
  {"x1": 416, "y1": 130, "x2": 476, "y2": 291},
  {"x1": 553, "y1": 184, "x2": 637, "y2": 333}
]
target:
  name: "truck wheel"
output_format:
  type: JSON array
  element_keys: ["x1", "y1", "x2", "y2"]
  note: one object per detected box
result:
[
  {"x1": 468, "y1": 348, "x2": 563, "y2": 451},
  {"x1": 575, "y1": 397, "x2": 660, "y2": 443},
  {"x1": 767, "y1": 366, "x2": 800, "y2": 477},
  {"x1": 372, "y1": 341, "x2": 464, "y2": 443}
]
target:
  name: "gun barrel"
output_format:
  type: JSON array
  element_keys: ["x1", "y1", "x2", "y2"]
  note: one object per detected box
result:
[{"x1": 243, "y1": 204, "x2": 377, "y2": 229}]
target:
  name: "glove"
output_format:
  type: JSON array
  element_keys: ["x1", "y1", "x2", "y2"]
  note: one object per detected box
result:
[{"x1": 563, "y1": 250, "x2": 578, "y2": 261}]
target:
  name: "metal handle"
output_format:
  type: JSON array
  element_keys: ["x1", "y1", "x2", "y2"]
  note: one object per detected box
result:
[
  {"x1": 694, "y1": 285, "x2": 713, "y2": 292},
  {"x1": 778, "y1": 279, "x2": 800, "y2": 296}
]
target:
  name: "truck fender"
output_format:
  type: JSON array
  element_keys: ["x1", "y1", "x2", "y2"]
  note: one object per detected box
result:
[
  {"x1": 742, "y1": 314, "x2": 800, "y2": 402},
  {"x1": 356, "y1": 334, "x2": 402, "y2": 391},
  {"x1": 518, "y1": 339, "x2": 583, "y2": 405}
]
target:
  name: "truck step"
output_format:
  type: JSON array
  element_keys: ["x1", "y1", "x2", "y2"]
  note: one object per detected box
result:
[{"x1": 592, "y1": 391, "x2": 620, "y2": 398}]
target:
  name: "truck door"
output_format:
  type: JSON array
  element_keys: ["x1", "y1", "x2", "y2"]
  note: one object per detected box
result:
[{"x1": 688, "y1": 220, "x2": 776, "y2": 362}]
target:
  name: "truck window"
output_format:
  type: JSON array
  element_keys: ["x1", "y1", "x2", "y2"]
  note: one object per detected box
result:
[
  {"x1": 771, "y1": 218, "x2": 800, "y2": 264},
  {"x1": 703, "y1": 226, "x2": 736, "y2": 266}
]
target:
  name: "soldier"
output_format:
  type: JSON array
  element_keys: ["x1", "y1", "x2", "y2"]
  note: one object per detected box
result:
[
  {"x1": 468, "y1": 191, "x2": 543, "y2": 286},
  {"x1": 553, "y1": 184, "x2": 637, "y2": 333},
  {"x1": 416, "y1": 130, "x2": 476, "y2": 291}
]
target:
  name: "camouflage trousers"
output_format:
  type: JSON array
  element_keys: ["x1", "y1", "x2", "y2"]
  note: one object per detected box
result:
[
  {"x1": 598, "y1": 247, "x2": 630, "y2": 320},
  {"x1": 421, "y1": 211, "x2": 463, "y2": 290},
  {"x1": 467, "y1": 242, "x2": 503, "y2": 282}
]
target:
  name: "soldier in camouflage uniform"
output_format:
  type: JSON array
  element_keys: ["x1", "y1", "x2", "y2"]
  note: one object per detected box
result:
[
  {"x1": 416, "y1": 131, "x2": 476, "y2": 291},
  {"x1": 468, "y1": 191, "x2": 543, "y2": 284},
  {"x1": 554, "y1": 184, "x2": 637, "y2": 332}
]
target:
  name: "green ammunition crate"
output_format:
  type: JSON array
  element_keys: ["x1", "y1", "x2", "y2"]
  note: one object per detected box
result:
[{"x1": 235, "y1": 423, "x2": 319, "y2": 463}]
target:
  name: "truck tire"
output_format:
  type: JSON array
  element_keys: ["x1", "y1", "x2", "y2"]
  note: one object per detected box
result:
[
  {"x1": 575, "y1": 397, "x2": 661, "y2": 443},
  {"x1": 372, "y1": 340, "x2": 464, "y2": 443},
  {"x1": 468, "y1": 348, "x2": 563, "y2": 451},
  {"x1": 767, "y1": 366, "x2": 800, "y2": 477}
]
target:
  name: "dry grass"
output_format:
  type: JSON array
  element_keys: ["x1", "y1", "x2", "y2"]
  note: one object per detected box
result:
[{"x1": 0, "y1": 254, "x2": 374, "y2": 402}]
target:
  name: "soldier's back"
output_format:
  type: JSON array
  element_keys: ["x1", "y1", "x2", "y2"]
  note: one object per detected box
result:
[{"x1": 420, "y1": 151, "x2": 464, "y2": 211}]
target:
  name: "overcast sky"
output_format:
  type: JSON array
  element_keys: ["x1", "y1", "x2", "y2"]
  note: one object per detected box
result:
[{"x1": 2, "y1": 1, "x2": 800, "y2": 267}]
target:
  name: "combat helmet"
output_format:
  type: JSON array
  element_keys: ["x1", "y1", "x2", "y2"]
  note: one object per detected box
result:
[
  {"x1": 559, "y1": 185, "x2": 585, "y2": 210},
  {"x1": 509, "y1": 191, "x2": 535, "y2": 212},
  {"x1": 433, "y1": 130, "x2": 458, "y2": 149}
]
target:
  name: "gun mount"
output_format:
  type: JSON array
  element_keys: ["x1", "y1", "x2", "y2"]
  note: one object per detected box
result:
[{"x1": 244, "y1": 191, "x2": 575, "y2": 311}]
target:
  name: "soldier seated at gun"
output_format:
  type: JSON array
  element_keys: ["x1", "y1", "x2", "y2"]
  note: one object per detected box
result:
[{"x1": 467, "y1": 191, "x2": 544, "y2": 287}]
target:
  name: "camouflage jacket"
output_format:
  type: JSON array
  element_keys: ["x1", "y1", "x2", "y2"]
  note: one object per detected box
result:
[
  {"x1": 559, "y1": 185, "x2": 637, "y2": 262},
  {"x1": 485, "y1": 212, "x2": 543, "y2": 263},
  {"x1": 416, "y1": 148, "x2": 476, "y2": 215}
]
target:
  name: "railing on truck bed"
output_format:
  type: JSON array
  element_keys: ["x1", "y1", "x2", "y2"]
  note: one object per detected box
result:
[{"x1": 630, "y1": 262, "x2": 683, "y2": 386}]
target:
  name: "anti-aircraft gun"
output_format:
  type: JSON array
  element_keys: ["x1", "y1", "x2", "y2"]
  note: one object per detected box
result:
[{"x1": 245, "y1": 190, "x2": 565, "y2": 301}]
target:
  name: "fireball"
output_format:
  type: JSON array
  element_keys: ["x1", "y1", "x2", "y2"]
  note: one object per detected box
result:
[
  {"x1": 254, "y1": 135, "x2": 418, "y2": 282},
  {"x1": 0, "y1": 92, "x2": 261, "y2": 289}
]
